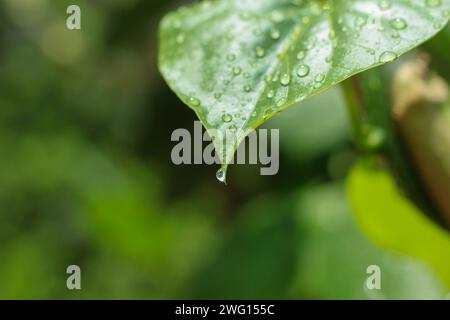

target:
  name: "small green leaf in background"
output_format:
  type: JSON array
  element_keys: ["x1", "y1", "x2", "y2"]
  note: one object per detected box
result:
[
  {"x1": 294, "y1": 182, "x2": 445, "y2": 299},
  {"x1": 347, "y1": 159, "x2": 450, "y2": 287},
  {"x1": 159, "y1": 0, "x2": 450, "y2": 174}
]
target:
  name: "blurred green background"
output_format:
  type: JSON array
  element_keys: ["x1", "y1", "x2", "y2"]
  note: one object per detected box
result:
[{"x1": 0, "y1": 0, "x2": 448, "y2": 299}]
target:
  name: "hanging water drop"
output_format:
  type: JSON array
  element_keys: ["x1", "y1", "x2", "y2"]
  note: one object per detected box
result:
[{"x1": 216, "y1": 168, "x2": 226, "y2": 183}]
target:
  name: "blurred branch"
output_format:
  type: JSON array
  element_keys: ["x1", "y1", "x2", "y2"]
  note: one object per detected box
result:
[{"x1": 393, "y1": 56, "x2": 450, "y2": 228}]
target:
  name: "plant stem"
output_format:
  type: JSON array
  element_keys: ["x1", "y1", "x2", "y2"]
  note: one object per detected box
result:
[{"x1": 342, "y1": 77, "x2": 366, "y2": 150}]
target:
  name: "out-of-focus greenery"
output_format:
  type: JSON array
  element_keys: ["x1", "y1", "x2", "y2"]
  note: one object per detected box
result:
[
  {"x1": 348, "y1": 160, "x2": 450, "y2": 287},
  {"x1": 0, "y1": 0, "x2": 448, "y2": 299}
]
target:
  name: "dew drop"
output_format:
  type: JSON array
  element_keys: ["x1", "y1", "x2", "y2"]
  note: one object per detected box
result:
[
  {"x1": 189, "y1": 97, "x2": 200, "y2": 107},
  {"x1": 272, "y1": 72, "x2": 280, "y2": 82},
  {"x1": 271, "y1": 10, "x2": 284, "y2": 22},
  {"x1": 244, "y1": 84, "x2": 252, "y2": 92},
  {"x1": 233, "y1": 67, "x2": 242, "y2": 75},
  {"x1": 270, "y1": 28, "x2": 281, "y2": 40},
  {"x1": 226, "y1": 54, "x2": 236, "y2": 61},
  {"x1": 390, "y1": 18, "x2": 407, "y2": 30},
  {"x1": 264, "y1": 108, "x2": 273, "y2": 117},
  {"x1": 296, "y1": 64, "x2": 310, "y2": 77},
  {"x1": 328, "y1": 30, "x2": 336, "y2": 39},
  {"x1": 222, "y1": 113, "x2": 232, "y2": 123},
  {"x1": 355, "y1": 16, "x2": 367, "y2": 28},
  {"x1": 379, "y1": 51, "x2": 397, "y2": 63},
  {"x1": 434, "y1": 22, "x2": 442, "y2": 29},
  {"x1": 315, "y1": 73, "x2": 325, "y2": 83},
  {"x1": 378, "y1": 0, "x2": 391, "y2": 10},
  {"x1": 255, "y1": 46, "x2": 265, "y2": 58},
  {"x1": 276, "y1": 98, "x2": 287, "y2": 107},
  {"x1": 267, "y1": 90, "x2": 275, "y2": 99},
  {"x1": 280, "y1": 73, "x2": 291, "y2": 86},
  {"x1": 296, "y1": 51, "x2": 306, "y2": 60},
  {"x1": 229, "y1": 124, "x2": 238, "y2": 132}
]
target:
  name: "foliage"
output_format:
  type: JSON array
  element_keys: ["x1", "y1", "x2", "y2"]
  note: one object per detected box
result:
[
  {"x1": 0, "y1": 0, "x2": 450, "y2": 300},
  {"x1": 159, "y1": 0, "x2": 450, "y2": 174}
]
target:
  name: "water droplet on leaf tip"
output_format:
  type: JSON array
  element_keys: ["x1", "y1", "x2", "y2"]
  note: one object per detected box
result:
[{"x1": 216, "y1": 168, "x2": 226, "y2": 183}]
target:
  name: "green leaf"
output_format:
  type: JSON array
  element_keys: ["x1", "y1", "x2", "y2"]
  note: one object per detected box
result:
[
  {"x1": 347, "y1": 159, "x2": 450, "y2": 287},
  {"x1": 295, "y1": 182, "x2": 446, "y2": 299},
  {"x1": 159, "y1": 0, "x2": 450, "y2": 177}
]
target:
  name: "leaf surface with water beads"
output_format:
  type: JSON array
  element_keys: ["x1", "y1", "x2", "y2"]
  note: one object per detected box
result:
[{"x1": 159, "y1": 0, "x2": 450, "y2": 181}]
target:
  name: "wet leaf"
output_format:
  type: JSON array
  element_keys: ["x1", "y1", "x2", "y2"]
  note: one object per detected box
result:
[{"x1": 159, "y1": 0, "x2": 450, "y2": 178}]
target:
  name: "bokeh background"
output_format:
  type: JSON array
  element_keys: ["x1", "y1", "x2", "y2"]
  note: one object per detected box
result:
[{"x1": 0, "y1": 0, "x2": 448, "y2": 299}]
